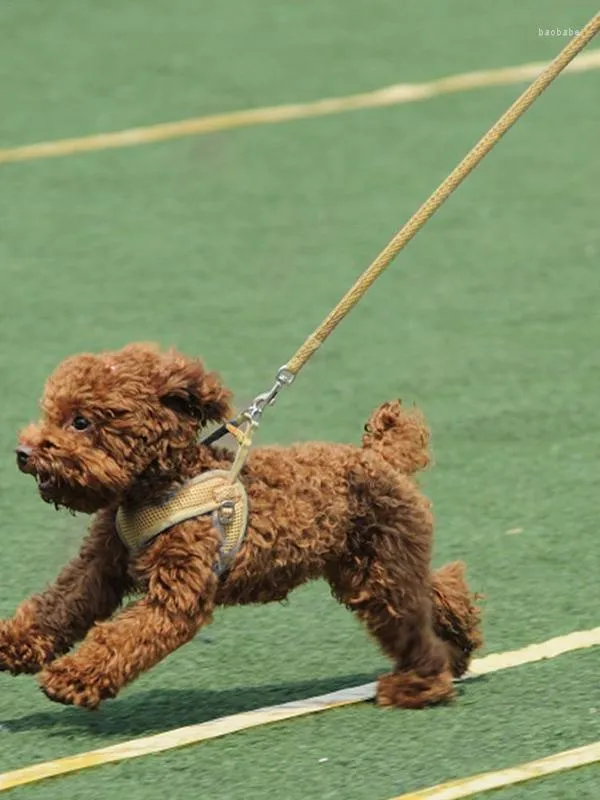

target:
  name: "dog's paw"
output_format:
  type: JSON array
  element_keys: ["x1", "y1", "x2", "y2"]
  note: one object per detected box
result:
[
  {"x1": 0, "y1": 620, "x2": 53, "y2": 675},
  {"x1": 39, "y1": 658, "x2": 117, "y2": 710},
  {"x1": 376, "y1": 668, "x2": 455, "y2": 709}
]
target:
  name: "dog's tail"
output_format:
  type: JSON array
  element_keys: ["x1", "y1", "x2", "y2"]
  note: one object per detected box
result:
[{"x1": 361, "y1": 400, "x2": 430, "y2": 475}]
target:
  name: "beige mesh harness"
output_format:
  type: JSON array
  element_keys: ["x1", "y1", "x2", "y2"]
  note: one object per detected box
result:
[{"x1": 115, "y1": 470, "x2": 249, "y2": 575}]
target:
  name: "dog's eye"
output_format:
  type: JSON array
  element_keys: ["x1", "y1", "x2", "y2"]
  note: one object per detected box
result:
[{"x1": 72, "y1": 415, "x2": 91, "y2": 431}]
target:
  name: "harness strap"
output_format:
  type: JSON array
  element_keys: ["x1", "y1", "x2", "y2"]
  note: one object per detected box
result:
[{"x1": 115, "y1": 470, "x2": 249, "y2": 575}]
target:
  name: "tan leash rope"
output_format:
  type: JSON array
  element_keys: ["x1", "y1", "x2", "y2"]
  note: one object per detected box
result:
[
  {"x1": 285, "y1": 13, "x2": 600, "y2": 376},
  {"x1": 203, "y1": 14, "x2": 600, "y2": 471}
]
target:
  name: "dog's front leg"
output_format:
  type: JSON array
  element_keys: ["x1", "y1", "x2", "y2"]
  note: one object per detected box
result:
[
  {"x1": 0, "y1": 513, "x2": 130, "y2": 674},
  {"x1": 39, "y1": 519, "x2": 221, "y2": 709}
]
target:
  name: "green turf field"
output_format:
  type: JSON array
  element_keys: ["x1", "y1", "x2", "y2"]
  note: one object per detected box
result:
[{"x1": 1, "y1": 1, "x2": 599, "y2": 797}]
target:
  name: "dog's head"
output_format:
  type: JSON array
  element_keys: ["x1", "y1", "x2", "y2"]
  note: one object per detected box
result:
[{"x1": 15, "y1": 343, "x2": 232, "y2": 513}]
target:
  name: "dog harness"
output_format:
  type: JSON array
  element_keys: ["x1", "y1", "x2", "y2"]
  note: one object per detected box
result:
[{"x1": 115, "y1": 470, "x2": 249, "y2": 576}]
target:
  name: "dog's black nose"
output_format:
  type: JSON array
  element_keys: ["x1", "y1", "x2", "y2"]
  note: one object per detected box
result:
[{"x1": 15, "y1": 445, "x2": 32, "y2": 470}]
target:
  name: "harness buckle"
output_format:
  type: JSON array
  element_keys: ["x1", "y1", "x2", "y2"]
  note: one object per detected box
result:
[{"x1": 216, "y1": 499, "x2": 236, "y2": 525}]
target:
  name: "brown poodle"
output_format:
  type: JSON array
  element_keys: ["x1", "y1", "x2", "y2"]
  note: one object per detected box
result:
[{"x1": 0, "y1": 343, "x2": 481, "y2": 710}]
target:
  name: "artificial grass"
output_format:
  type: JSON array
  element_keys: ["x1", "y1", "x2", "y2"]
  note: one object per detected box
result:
[
  {"x1": 2, "y1": 0, "x2": 599, "y2": 146},
  {"x1": 4, "y1": 650, "x2": 599, "y2": 799},
  {"x1": 1, "y1": 1, "x2": 599, "y2": 797}
]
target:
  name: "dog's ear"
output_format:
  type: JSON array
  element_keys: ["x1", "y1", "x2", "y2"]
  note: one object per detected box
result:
[{"x1": 158, "y1": 351, "x2": 233, "y2": 426}]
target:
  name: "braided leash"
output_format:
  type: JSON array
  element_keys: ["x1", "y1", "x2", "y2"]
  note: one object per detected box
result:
[{"x1": 204, "y1": 14, "x2": 600, "y2": 475}]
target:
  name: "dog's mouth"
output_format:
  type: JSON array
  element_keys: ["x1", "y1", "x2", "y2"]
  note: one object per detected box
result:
[
  {"x1": 17, "y1": 443, "x2": 124, "y2": 514},
  {"x1": 33, "y1": 467, "x2": 119, "y2": 514},
  {"x1": 34, "y1": 471, "x2": 87, "y2": 511},
  {"x1": 35, "y1": 471, "x2": 60, "y2": 501}
]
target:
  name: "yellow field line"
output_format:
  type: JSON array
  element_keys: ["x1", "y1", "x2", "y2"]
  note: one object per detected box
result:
[
  {"x1": 393, "y1": 741, "x2": 600, "y2": 799},
  {"x1": 465, "y1": 625, "x2": 600, "y2": 677},
  {"x1": 1, "y1": 49, "x2": 599, "y2": 166},
  {"x1": 0, "y1": 626, "x2": 599, "y2": 792}
]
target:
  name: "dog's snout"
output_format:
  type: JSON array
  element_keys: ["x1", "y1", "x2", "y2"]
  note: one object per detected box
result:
[{"x1": 15, "y1": 444, "x2": 33, "y2": 471}]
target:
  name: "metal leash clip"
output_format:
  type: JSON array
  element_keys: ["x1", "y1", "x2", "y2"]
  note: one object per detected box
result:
[
  {"x1": 201, "y1": 367, "x2": 294, "y2": 447},
  {"x1": 242, "y1": 366, "x2": 294, "y2": 426}
]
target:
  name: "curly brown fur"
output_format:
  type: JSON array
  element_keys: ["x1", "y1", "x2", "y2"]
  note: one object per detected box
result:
[
  {"x1": 431, "y1": 562, "x2": 483, "y2": 678},
  {"x1": 1, "y1": 343, "x2": 482, "y2": 710}
]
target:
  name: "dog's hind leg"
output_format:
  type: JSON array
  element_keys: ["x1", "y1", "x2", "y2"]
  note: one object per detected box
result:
[{"x1": 327, "y1": 460, "x2": 454, "y2": 709}]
